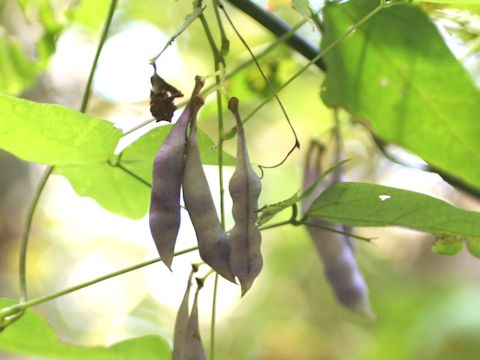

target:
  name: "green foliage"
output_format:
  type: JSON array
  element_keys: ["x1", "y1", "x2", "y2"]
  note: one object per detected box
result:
[
  {"x1": 307, "y1": 182, "x2": 480, "y2": 257},
  {"x1": 0, "y1": 95, "x2": 122, "y2": 165},
  {"x1": 0, "y1": 38, "x2": 37, "y2": 94},
  {"x1": 68, "y1": 0, "x2": 112, "y2": 32},
  {"x1": 55, "y1": 126, "x2": 234, "y2": 219},
  {"x1": 321, "y1": 0, "x2": 480, "y2": 190},
  {"x1": 432, "y1": 234, "x2": 464, "y2": 255},
  {"x1": 0, "y1": 299, "x2": 171, "y2": 360},
  {"x1": 54, "y1": 163, "x2": 150, "y2": 219}
]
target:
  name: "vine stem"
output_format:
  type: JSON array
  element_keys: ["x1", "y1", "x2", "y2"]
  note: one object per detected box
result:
[
  {"x1": 195, "y1": 1, "x2": 227, "y2": 358},
  {"x1": 17, "y1": 0, "x2": 119, "y2": 303},
  {"x1": 2, "y1": 247, "x2": 198, "y2": 324},
  {"x1": 18, "y1": 166, "x2": 53, "y2": 302}
]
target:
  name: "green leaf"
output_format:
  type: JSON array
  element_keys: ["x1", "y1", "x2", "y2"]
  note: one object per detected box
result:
[
  {"x1": 55, "y1": 126, "x2": 234, "y2": 219},
  {"x1": 413, "y1": 0, "x2": 480, "y2": 3},
  {"x1": 54, "y1": 163, "x2": 150, "y2": 219},
  {"x1": 0, "y1": 95, "x2": 122, "y2": 165},
  {"x1": 307, "y1": 182, "x2": 480, "y2": 258},
  {"x1": 321, "y1": 0, "x2": 480, "y2": 190},
  {"x1": 432, "y1": 234, "x2": 464, "y2": 256},
  {"x1": 257, "y1": 193, "x2": 300, "y2": 226},
  {"x1": 120, "y1": 125, "x2": 235, "y2": 179},
  {"x1": 0, "y1": 299, "x2": 171, "y2": 360}
]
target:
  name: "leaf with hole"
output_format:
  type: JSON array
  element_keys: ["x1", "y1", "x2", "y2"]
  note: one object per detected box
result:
[{"x1": 307, "y1": 182, "x2": 480, "y2": 258}]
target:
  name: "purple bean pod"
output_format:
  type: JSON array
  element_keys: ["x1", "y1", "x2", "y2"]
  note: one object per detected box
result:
[
  {"x1": 182, "y1": 103, "x2": 236, "y2": 283},
  {"x1": 172, "y1": 272, "x2": 194, "y2": 360},
  {"x1": 149, "y1": 77, "x2": 205, "y2": 269},
  {"x1": 228, "y1": 98, "x2": 263, "y2": 296},
  {"x1": 182, "y1": 285, "x2": 207, "y2": 360},
  {"x1": 302, "y1": 140, "x2": 373, "y2": 318}
]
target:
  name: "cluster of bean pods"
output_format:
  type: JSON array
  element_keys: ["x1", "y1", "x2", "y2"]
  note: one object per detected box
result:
[
  {"x1": 302, "y1": 140, "x2": 373, "y2": 318},
  {"x1": 149, "y1": 77, "x2": 263, "y2": 294}
]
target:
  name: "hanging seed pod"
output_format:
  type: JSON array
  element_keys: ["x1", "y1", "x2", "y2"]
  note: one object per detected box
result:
[
  {"x1": 227, "y1": 97, "x2": 263, "y2": 296},
  {"x1": 182, "y1": 280, "x2": 207, "y2": 360},
  {"x1": 149, "y1": 77, "x2": 205, "y2": 269},
  {"x1": 183, "y1": 103, "x2": 236, "y2": 283},
  {"x1": 172, "y1": 271, "x2": 194, "y2": 360},
  {"x1": 150, "y1": 67, "x2": 184, "y2": 122},
  {"x1": 302, "y1": 140, "x2": 373, "y2": 318}
]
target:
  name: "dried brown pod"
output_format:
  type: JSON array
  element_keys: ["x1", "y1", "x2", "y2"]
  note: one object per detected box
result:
[
  {"x1": 302, "y1": 140, "x2": 373, "y2": 318},
  {"x1": 150, "y1": 67, "x2": 184, "y2": 122},
  {"x1": 182, "y1": 103, "x2": 236, "y2": 283},
  {"x1": 228, "y1": 97, "x2": 263, "y2": 296},
  {"x1": 149, "y1": 77, "x2": 205, "y2": 269}
]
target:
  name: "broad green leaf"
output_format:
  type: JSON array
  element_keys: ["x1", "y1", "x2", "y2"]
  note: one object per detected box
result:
[
  {"x1": 0, "y1": 299, "x2": 171, "y2": 360},
  {"x1": 307, "y1": 182, "x2": 480, "y2": 258},
  {"x1": 321, "y1": 0, "x2": 480, "y2": 190},
  {"x1": 54, "y1": 163, "x2": 150, "y2": 219},
  {"x1": 55, "y1": 126, "x2": 234, "y2": 219},
  {"x1": 0, "y1": 95, "x2": 122, "y2": 165},
  {"x1": 120, "y1": 125, "x2": 235, "y2": 180}
]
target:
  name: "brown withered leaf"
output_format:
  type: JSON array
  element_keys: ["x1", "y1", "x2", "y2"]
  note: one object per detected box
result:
[{"x1": 149, "y1": 68, "x2": 183, "y2": 122}]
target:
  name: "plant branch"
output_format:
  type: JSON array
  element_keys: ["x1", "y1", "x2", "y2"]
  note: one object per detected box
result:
[
  {"x1": 80, "y1": 0, "x2": 118, "y2": 113},
  {"x1": 224, "y1": 0, "x2": 326, "y2": 71},
  {"x1": 1, "y1": 246, "x2": 198, "y2": 328},
  {"x1": 18, "y1": 166, "x2": 53, "y2": 302},
  {"x1": 196, "y1": 2, "x2": 225, "y2": 358}
]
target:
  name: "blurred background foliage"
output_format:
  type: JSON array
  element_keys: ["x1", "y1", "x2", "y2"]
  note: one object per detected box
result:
[{"x1": 2, "y1": 0, "x2": 480, "y2": 359}]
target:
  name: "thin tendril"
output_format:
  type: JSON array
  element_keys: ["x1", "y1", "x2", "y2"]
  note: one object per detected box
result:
[{"x1": 220, "y1": 3, "x2": 300, "y2": 174}]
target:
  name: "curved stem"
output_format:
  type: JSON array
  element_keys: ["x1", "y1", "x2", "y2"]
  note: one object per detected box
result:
[
  {"x1": 210, "y1": 273, "x2": 219, "y2": 360},
  {"x1": 19, "y1": 166, "x2": 53, "y2": 302},
  {"x1": 4, "y1": 246, "x2": 198, "y2": 321},
  {"x1": 80, "y1": 0, "x2": 118, "y2": 113},
  {"x1": 17, "y1": 0, "x2": 119, "y2": 303}
]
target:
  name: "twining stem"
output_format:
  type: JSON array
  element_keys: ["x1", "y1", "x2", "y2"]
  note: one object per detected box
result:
[
  {"x1": 18, "y1": 166, "x2": 53, "y2": 302},
  {"x1": 79, "y1": 0, "x2": 118, "y2": 113},
  {"x1": 1, "y1": 247, "x2": 198, "y2": 324},
  {"x1": 18, "y1": 0, "x2": 119, "y2": 303},
  {"x1": 241, "y1": 2, "x2": 386, "y2": 125},
  {"x1": 196, "y1": 1, "x2": 227, "y2": 358}
]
